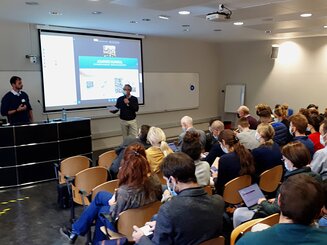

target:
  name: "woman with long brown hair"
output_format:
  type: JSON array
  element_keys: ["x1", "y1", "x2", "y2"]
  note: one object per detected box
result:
[
  {"x1": 61, "y1": 143, "x2": 162, "y2": 244},
  {"x1": 214, "y1": 129, "x2": 255, "y2": 195}
]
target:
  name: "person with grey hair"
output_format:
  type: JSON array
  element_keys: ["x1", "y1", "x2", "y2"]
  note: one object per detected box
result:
[
  {"x1": 237, "y1": 105, "x2": 258, "y2": 130},
  {"x1": 178, "y1": 115, "x2": 206, "y2": 149}
]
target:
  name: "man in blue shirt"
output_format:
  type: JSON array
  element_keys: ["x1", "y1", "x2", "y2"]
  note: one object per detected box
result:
[
  {"x1": 237, "y1": 174, "x2": 327, "y2": 245},
  {"x1": 1, "y1": 76, "x2": 33, "y2": 124}
]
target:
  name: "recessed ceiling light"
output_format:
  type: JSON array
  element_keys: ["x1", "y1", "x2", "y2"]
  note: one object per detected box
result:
[
  {"x1": 88, "y1": 0, "x2": 101, "y2": 2},
  {"x1": 92, "y1": 11, "x2": 102, "y2": 14},
  {"x1": 300, "y1": 13, "x2": 312, "y2": 17},
  {"x1": 49, "y1": 11, "x2": 62, "y2": 16},
  {"x1": 183, "y1": 28, "x2": 190, "y2": 32},
  {"x1": 179, "y1": 10, "x2": 190, "y2": 15},
  {"x1": 265, "y1": 30, "x2": 272, "y2": 34},
  {"x1": 25, "y1": 1, "x2": 39, "y2": 5},
  {"x1": 214, "y1": 29, "x2": 222, "y2": 32},
  {"x1": 272, "y1": 44, "x2": 279, "y2": 47},
  {"x1": 158, "y1": 15, "x2": 170, "y2": 20},
  {"x1": 324, "y1": 25, "x2": 327, "y2": 29},
  {"x1": 182, "y1": 24, "x2": 190, "y2": 28},
  {"x1": 142, "y1": 18, "x2": 151, "y2": 22},
  {"x1": 233, "y1": 22, "x2": 244, "y2": 26},
  {"x1": 130, "y1": 21, "x2": 138, "y2": 24}
]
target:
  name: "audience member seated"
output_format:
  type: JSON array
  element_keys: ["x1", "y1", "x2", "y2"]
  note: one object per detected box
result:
[
  {"x1": 214, "y1": 129, "x2": 255, "y2": 195},
  {"x1": 311, "y1": 119, "x2": 327, "y2": 180},
  {"x1": 181, "y1": 131, "x2": 210, "y2": 186},
  {"x1": 252, "y1": 123, "x2": 283, "y2": 177},
  {"x1": 204, "y1": 120, "x2": 225, "y2": 165},
  {"x1": 289, "y1": 113, "x2": 314, "y2": 157},
  {"x1": 205, "y1": 119, "x2": 221, "y2": 152},
  {"x1": 256, "y1": 104, "x2": 289, "y2": 146},
  {"x1": 60, "y1": 144, "x2": 162, "y2": 244},
  {"x1": 237, "y1": 105, "x2": 258, "y2": 130},
  {"x1": 318, "y1": 180, "x2": 327, "y2": 227},
  {"x1": 110, "y1": 125, "x2": 151, "y2": 179},
  {"x1": 236, "y1": 174, "x2": 327, "y2": 245},
  {"x1": 307, "y1": 114, "x2": 324, "y2": 152},
  {"x1": 236, "y1": 117, "x2": 260, "y2": 150},
  {"x1": 233, "y1": 141, "x2": 321, "y2": 228},
  {"x1": 132, "y1": 152, "x2": 225, "y2": 244},
  {"x1": 146, "y1": 127, "x2": 173, "y2": 173},
  {"x1": 274, "y1": 106, "x2": 290, "y2": 128},
  {"x1": 178, "y1": 116, "x2": 206, "y2": 149}
]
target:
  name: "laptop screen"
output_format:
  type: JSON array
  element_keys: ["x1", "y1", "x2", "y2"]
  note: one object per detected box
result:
[{"x1": 238, "y1": 183, "x2": 265, "y2": 208}]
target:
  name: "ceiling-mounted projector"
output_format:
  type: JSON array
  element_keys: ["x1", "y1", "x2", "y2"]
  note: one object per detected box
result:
[{"x1": 206, "y1": 4, "x2": 232, "y2": 21}]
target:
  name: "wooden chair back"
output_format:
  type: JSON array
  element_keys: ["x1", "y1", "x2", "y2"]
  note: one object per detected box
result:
[
  {"x1": 223, "y1": 175, "x2": 252, "y2": 204},
  {"x1": 156, "y1": 171, "x2": 167, "y2": 185},
  {"x1": 243, "y1": 213, "x2": 280, "y2": 233},
  {"x1": 58, "y1": 155, "x2": 90, "y2": 184},
  {"x1": 203, "y1": 185, "x2": 213, "y2": 195},
  {"x1": 98, "y1": 150, "x2": 117, "y2": 169},
  {"x1": 259, "y1": 165, "x2": 283, "y2": 193},
  {"x1": 199, "y1": 236, "x2": 225, "y2": 245},
  {"x1": 91, "y1": 180, "x2": 119, "y2": 200},
  {"x1": 72, "y1": 166, "x2": 108, "y2": 206},
  {"x1": 230, "y1": 218, "x2": 262, "y2": 245},
  {"x1": 117, "y1": 201, "x2": 161, "y2": 241}
]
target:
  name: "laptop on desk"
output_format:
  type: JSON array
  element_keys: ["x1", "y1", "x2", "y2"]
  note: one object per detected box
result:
[{"x1": 238, "y1": 183, "x2": 265, "y2": 210}]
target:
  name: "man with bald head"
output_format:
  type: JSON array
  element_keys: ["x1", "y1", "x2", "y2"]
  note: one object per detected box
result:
[
  {"x1": 178, "y1": 116, "x2": 206, "y2": 149},
  {"x1": 237, "y1": 105, "x2": 258, "y2": 130}
]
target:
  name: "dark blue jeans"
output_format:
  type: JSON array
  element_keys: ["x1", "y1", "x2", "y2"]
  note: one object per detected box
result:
[{"x1": 72, "y1": 191, "x2": 116, "y2": 244}]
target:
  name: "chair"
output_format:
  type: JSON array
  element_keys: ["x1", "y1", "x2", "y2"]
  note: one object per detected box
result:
[
  {"x1": 117, "y1": 201, "x2": 161, "y2": 241},
  {"x1": 98, "y1": 150, "x2": 117, "y2": 169},
  {"x1": 223, "y1": 175, "x2": 252, "y2": 205},
  {"x1": 156, "y1": 171, "x2": 167, "y2": 185},
  {"x1": 259, "y1": 165, "x2": 283, "y2": 193},
  {"x1": 230, "y1": 213, "x2": 280, "y2": 245},
  {"x1": 203, "y1": 185, "x2": 213, "y2": 195},
  {"x1": 243, "y1": 213, "x2": 280, "y2": 233},
  {"x1": 199, "y1": 236, "x2": 225, "y2": 245},
  {"x1": 230, "y1": 218, "x2": 262, "y2": 245},
  {"x1": 91, "y1": 180, "x2": 119, "y2": 200},
  {"x1": 72, "y1": 166, "x2": 109, "y2": 207},
  {"x1": 58, "y1": 155, "x2": 91, "y2": 184}
]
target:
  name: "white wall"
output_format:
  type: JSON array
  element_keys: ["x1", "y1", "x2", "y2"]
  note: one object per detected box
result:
[
  {"x1": 217, "y1": 36, "x2": 327, "y2": 126},
  {"x1": 0, "y1": 20, "x2": 221, "y2": 150}
]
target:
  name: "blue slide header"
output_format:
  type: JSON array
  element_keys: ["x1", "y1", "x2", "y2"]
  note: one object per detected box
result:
[{"x1": 79, "y1": 56, "x2": 138, "y2": 69}]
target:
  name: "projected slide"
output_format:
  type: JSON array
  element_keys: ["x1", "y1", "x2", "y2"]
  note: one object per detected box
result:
[{"x1": 39, "y1": 30, "x2": 144, "y2": 112}]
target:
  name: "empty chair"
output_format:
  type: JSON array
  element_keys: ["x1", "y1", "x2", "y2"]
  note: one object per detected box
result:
[
  {"x1": 58, "y1": 155, "x2": 91, "y2": 184},
  {"x1": 259, "y1": 165, "x2": 283, "y2": 193},
  {"x1": 91, "y1": 180, "x2": 119, "y2": 200},
  {"x1": 98, "y1": 150, "x2": 117, "y2": 169},
  {"x1": 199, "y1": 236, "x2": 225, "y2": 245},
  {"x1": 223, "y1": 175, "x2": 252, "y2": 205},
  {"x1": 72, "y1": 166, "x2": 109, "y2": 207}
]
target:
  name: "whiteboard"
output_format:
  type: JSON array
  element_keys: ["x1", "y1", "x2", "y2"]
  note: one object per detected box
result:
[
  {"x1": 0, "y1": 71, "x2": 199, "y2": 119},
  {"x1": 224, "y1": 84, "x2": 245, "y2": 113},
  {"x1": 141, "y1": 72, "x2": 199, "y2": 113}
]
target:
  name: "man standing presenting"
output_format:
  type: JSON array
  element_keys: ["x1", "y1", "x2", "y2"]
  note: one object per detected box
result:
[
  {"x1": 111, "y1": 84, "x2": 139, "y2": 139},
  {"x1": 1, "y1": 76, "x2": 33, "y2": 124}
]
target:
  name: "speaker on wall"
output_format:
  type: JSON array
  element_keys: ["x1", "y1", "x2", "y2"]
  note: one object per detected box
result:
[{"x1": 271, "y1": 45, "x2": 279, "y2": 59}]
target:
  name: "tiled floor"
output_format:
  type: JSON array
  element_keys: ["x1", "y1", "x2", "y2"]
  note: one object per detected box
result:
[{"x1": 0, "y1": 180, "x2": 90, "y2": 245}]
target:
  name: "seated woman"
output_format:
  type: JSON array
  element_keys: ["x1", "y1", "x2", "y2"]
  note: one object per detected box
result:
[
  {"x1": 110, "y1": 124, "x2": 151, "y2": 179},
  {"x1": 214, "y1": 129, "x2": 255, "y2": 195},
  {"x1": 252, "y1": 123, "x2": 283, "y2": 177},
  {"x1": 146, "y1": 127, "x2": 173, "y2": 174},
  {"x1": 181, "y1": 131, "x2": 210, "y2": 186},
  {"x1": 233, "y1": 141, "x2": 322, "y2": 228},
  {"x1": 60, "y1": 143, "x2": 162, "y2": 244},
  {"x1": 311, "y1": 119, "x2": 327, "y2": 180},
  {"x1": 307, "y1": 114, "x2": 324, "y2": 153}
]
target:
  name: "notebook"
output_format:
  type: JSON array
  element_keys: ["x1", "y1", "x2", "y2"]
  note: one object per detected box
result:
[{"x1": 238, "y1": 183, "x2": 265, "y2": 210}]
